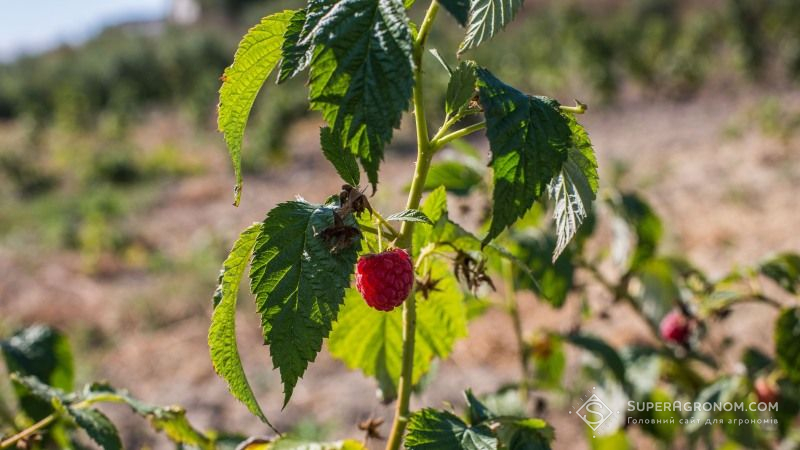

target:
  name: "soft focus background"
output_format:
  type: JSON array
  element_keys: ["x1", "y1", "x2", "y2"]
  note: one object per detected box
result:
[{"x1": 1, "y1": 0, "x2": 799, "y2": 448}]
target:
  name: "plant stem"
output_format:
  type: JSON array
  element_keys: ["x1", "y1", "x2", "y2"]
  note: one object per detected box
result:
[
  {"x1": 0, "y1": 414, "x2": 57, "y2": 449},
  {"x1": 502, "y1": 259, "x2": 531, "y2": 404},
  {"x1": 430, "y1": 121, "x2": 486, "y2": 151},
  {"x1": 385, "y1": 3, "x2": 439, "y2": 450}
]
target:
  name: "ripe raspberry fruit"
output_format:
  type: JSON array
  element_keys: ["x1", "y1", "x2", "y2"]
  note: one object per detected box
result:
[
  {"x1": 356, "y1": 248, "x2": 414, "y2": 311},
  {"x1": 754, "y1": 377, "x2": 779, "y2": 404},
  {"x1": 659, "y1": 309, "x2": 692, "y2": 345}
]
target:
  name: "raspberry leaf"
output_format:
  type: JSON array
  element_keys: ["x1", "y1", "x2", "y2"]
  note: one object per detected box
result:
[
  {"x1": 549, "y1": 115, "x2": 598, "y2": 262},
  {"x1": 445, "y1": 61, "x2": 478, "y2": 118},
  {"x1": 776, "y1": 307, "x2": 800, "y2": 383},
  {"x1": 218, "y1": 10, "x2": 294, "y2": 206},
  {"x1": 320, "y1": 127, "x2": 361, "y2": 186},
  {"x1": 422, "y1": 161, "x2": 484, "y2": 196},
  {"x1": 405, "y1": 408, "x2": 497, "y2": 450},
  {"x1": 495, "y1": 417, "x2": 555, "y2": 450},
  {"x1": 1, "y1": 326, "x2": 74, "y2": 420},
  {"x1": 328, "y1": 260, "x2": 467, "y2": 398},
  {"x1": 276, "y1": 8, "x2": 311, "y2": 83},
  {"x1": 439, "y1": 0, "x2": 470, "y2": 26},
  {"x1": 250, "y1": 200, "x2": 361, "y2": 406},
  {"x1": 67, "y1": 407, "x2": 122, "y2": 450},
  {"x1": 476, "y1": 68, "x2": 571, "y2": 245},
  {"x1": 607, "y1": 192, "x2": 663, "y2": 271},
  {"x1": 386, "y1": 209, "x2": 433, "y2": 225},
  {"x1": 209, "y1": 223, "x2": 272, "y2": 427},
  {"x1": 759, "y1": 253, "x2": 800, "y2": 294},
  {"x1": 459, "y1": 0, "x2": 524, "y2": 55},
  {"x1": 307, "y1": 0, "x2": 414, "y2": 189}
]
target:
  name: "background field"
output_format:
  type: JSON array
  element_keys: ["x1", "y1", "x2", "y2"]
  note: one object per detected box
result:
[{"x1": 1, "y1": 0, "x2": 799, "y2": 448}]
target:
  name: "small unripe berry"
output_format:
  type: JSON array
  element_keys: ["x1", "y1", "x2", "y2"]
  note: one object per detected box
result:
[
  {"x1": 355, "y1": 248, "x2": 414, "y2": 311},
  {"x1": 659, "y1": 310, "x2": 692, "y2": 345},
  {"x1": 754, "y1": 377, "x2": 779, "y2": 404}
]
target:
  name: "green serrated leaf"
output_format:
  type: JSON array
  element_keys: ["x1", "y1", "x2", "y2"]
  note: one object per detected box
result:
[
  {"x1": 439, "y1": 0, "x2": 470, "y2": 26},
  {"x1": 508, "y1": 231, "x2": 574, "y2": 308},
  {"x1": 218, "y1": 10, "x2": 294, "y2": 206},
  {"x1": 429, "y1": 49, "x2": 453, "y2": 74},
  {"x1": 460, "y1": 0, "x2": 524, "y2": 54},
  {"x1": 495, "y1": 417, "x2": 555, "y2": 450},
  {"x1": 386, "y1": 209, "x2": 433, "y2": 225},
  {"x1": 608, "y1": 192, "x2": 662, "y2": 270},
  {"x1": 423, "y1": 161, "x2": 484, "y2": 196},
  {"x1": 82, "y1": 383, "x2": 214, "y2": 449},
  {"x1": 68, "y1": 407, "x2": 122, "y2": 450},
  {"x1": 565, "y1": 333, "x2": 627, "y2": 388},
  {"x1": 1, "y1": 326, "x2": 74, "y2": 420},
  {"x1": 776, "y1": 307, "x2": 800, "y2": 383},
  {"x1": 209, "y1": 223, "x2": 271, "y2": 427},
  {"x1": 307, "y1": 0, "x2": 414, "y2": 188},
  {"x1": 464, "y1": 390, "x2": 495, "y2": 425},
  {"x1": 446, "y1": 61, "x2": 478, "y2": 118},
  {"x1": 276, "y1": 9, "x2": 311, "y2": 83},
  {"x1": 250, "y1": 200, "x2": 360, "y2": 405},
  {"x1": 320, "y1": 127, "x2": 361, "y2": 186},
  {"x1": 406, "y1": 408, "x2": 497, "y2": 450},
  {"x1": 10, "y1": 373, "x2": 70, "y2": 405},
  {"x1": 476, "y1": 68, "x2": 571, "y2": 245},
  {"x1": 549, "y1": 115, "x2": 598, "y2": 262},
  {"x1": 759, "y1": 253, "x2": 800, "y2": 294},
  {"x1": 328, "y1": 260, "x2": 467, "y2": 396}
]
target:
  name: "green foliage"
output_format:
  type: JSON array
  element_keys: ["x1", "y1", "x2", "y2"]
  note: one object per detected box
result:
[
  {"x1": 328, "y1": 260, "x2": 467, "y2": 398},
  {"x1": 759, "y1": 253, "x2": 800, "y2": 294},
  {"x1": 306, "y1": 0, "x2": 414, "y2": 188},
  {"x1": 460, "y1": 0, "x2": 524, "y2": 54},
  {"x1": 438, "y1": 0, "x2": 470, "y2": 26},
  {"x1": 218, "y1": 10, "x2": 294, "y2": 206},
  {"x1": 548, "y1": 116, "x2": 598, "y2": 262},
  {"x1": 277, "y1": 8, "x2": 311, "y2": 84},
  {"x1": 476, "y1": 68, "x2": 572, "y2": 245},
  {"x1": 406, "y1": 392, "x2": 555, "y2": 450},
  {"x1": 608, "y1": 192, "x2": 663, "y2": 270},
  {"x1": 405, "y1": 409, "x2": 497, "y2": 450},
  {"x1": 445, "y1": 61, "x2": 479, "y2": 118},
  {"x1": 0, "y1": 326, "x2": 74, "y2": 420},
  {"x1": 386, "y1": 209, "x2": 433, "y2": 225},
  {"x1": 565, "y1": 333, "x2": 627, "y2": 389},
  {"x1": 422, "y1": 161, "x2": 484, "y2": 196},
  {"x1": 209, "y1": 223, "x2": 271, "y2": 427},
  {"x1": 249, "y1": 200, "x2": 361, "y2": 405},
  {"x1": 776, "y1": 307, "x2": 800, "y2": 383},
  {"x1": 67, "y1": 407, "x2": 122, "y2": 450},
  {"x1": 320, "y1": 127, "x2": 361, "y2": 186}
]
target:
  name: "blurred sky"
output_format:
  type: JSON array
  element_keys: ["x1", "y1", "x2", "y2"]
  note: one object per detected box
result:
[{"x1": 0, "y1": 0, "x2": 172, "y2": 61}]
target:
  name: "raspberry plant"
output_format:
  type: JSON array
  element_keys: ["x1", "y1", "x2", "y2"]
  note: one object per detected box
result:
[{"x1": 210, "y1": 1, "x2": 598, "y2": 449}]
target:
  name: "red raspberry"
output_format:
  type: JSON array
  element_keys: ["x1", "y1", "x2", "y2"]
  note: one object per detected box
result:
[
  {"x1": 659, "y1": 309, "x2": 692, "y2": 345},
  {"x1": 355, "y1": 248, "x2": 414, "y2": 311},
  {"x1": 754, "y1": 377, "x2": 779, "y2": 404}
]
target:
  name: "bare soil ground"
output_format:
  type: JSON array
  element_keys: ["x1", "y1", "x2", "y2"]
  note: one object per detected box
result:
[{"x1": 1, "y1": 88, "x2": 799, "y2": 449}]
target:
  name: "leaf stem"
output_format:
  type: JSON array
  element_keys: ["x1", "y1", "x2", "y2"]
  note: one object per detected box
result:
[
  {"x1": 372, "y1": 210, "x2": 401, "y2": 240},
  {"x1": 430, "y1": 121, "x2": 486, "y2": 151},
  {"x1": 385, "y1": 3, "x2": 440, "y2": 450},
  {"x1": 502, "y1": 259, "x2": 531, "y2": 404},
  {"x1": 0, "y1": 414, "x2": 57, "y2": 449}
]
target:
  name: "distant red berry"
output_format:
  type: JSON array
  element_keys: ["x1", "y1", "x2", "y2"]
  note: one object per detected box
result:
[
  {"x1": 755, "y1": 377, "x2": 779, "y2": 404},
  {"x1": 355, "y1": 248, "x2": 414, "y2": 311},
  {"x1": 660, "y1": 310, "x2": 692, "y2": 345}
]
